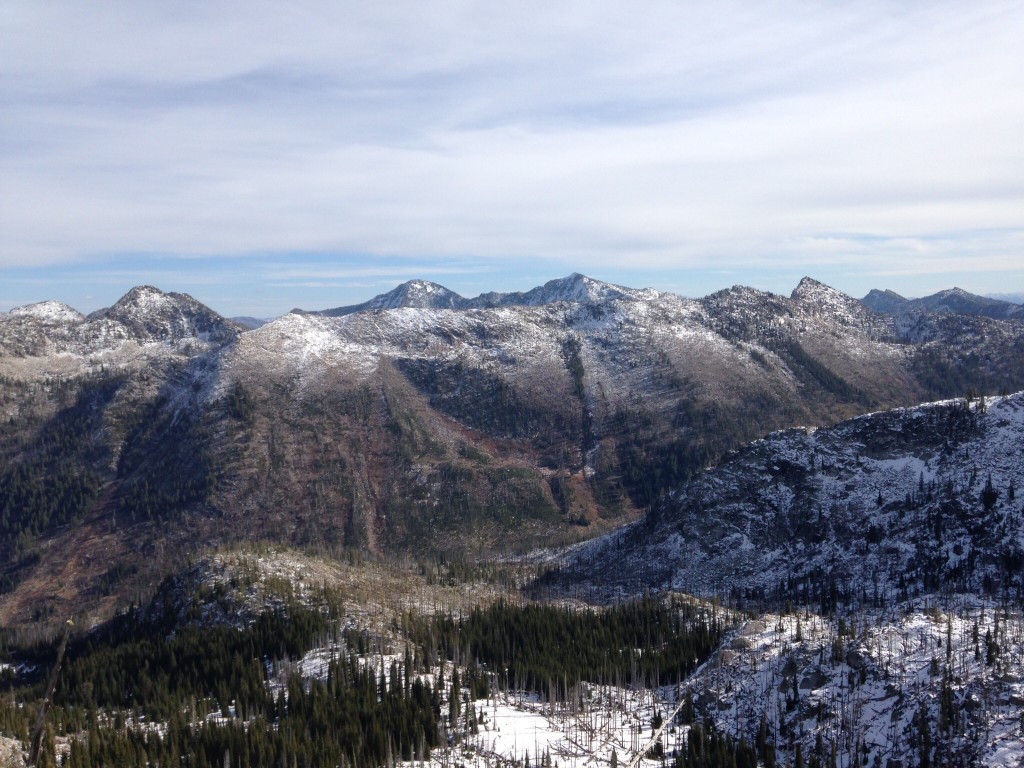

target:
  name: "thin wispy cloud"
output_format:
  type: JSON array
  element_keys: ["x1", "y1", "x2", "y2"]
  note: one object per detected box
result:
[{"x1": 2, "y1": 1, "x2": 1021, "y2": 315}]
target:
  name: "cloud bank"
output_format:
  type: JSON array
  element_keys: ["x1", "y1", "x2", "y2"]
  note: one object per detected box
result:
[{"x1": 2, "y1": 1, "x2": 1022, "y2": 311}]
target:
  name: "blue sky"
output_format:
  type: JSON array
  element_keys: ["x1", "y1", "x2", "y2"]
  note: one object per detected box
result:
[{"x1": 2, "y1": 1, "x2": 1022, "y2": 317}]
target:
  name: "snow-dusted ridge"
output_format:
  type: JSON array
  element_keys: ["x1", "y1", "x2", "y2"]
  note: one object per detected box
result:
[
  {"x1": 0, "y1": 285, "x2": 241, "y2": 378},
  {"x1": 4, "y1": 274, "x2": 1024, "y2": 629},
  {"x1": 862, "y1": 285, "x2": 1024, "y2": 320},
  {"x1": 8, "y1": 299, "x2": 85, "y2": 324},
  {"x1": 303, "y1": 273, "x2": 667, "y2": 317}
]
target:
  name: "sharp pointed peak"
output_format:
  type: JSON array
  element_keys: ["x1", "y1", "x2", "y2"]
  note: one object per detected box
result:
[
  {"x1": 791, "y1": 277, "x2": 856, "y2": 302},
  {"x1": 792, "y1": 276, "x2": 836, "y2": 294}
]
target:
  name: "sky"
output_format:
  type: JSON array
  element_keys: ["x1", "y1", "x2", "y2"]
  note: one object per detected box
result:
[{"x1": 2, "y1": 1, "x2": 1023, "y2": 318}]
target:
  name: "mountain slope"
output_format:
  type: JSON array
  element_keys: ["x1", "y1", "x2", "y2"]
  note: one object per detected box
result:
[
  {"x1": 548, "y1": 392, "x2": 1024, "y2": 602},
  {"x1": 3, "y1": 275, "x2": 1024, "y2": 629},
  {"x1": 685, "y1": 596, "x2": 1024, "y2": 767}
]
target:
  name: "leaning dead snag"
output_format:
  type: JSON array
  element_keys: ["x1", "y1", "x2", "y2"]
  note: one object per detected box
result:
[{"x1": 28, "y1": 619, "x2": 72, "y2": 767}]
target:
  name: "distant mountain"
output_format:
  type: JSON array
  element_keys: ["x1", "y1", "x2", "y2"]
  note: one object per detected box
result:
[
  {"x1": 8, "y1": 299, "x2": 85, "y2": 324},
  {"x1": 987, "y1": 292, "x2": 1024, "y2": 305},
  {"x1": 3, "y1": 274, "x2": 1024, "y2": 628},
  {"x1": 860, "y1": 288, "x2": 910, "y2": 314},
  {"x1": 0, "y1": 285, "x2": 241, "y2": 377},
  {"x1": 863, "y1": 286, "x2": 1024, "y2": 319},
  {"x1": 306, "y1": 279, "x2": 468, "y2": 316},
  {"x1": 87, "y1": 285, "x2": 242, "y2": 343},
  {"x1": 302, "y1": 273, "x2": 661, "y2": 316},
  {"x1": 230, "y1": 316, "x2": 269, "y2": 329},
  {"x1": 469, "y1": 272, "x2": 661, "y2": 307}
]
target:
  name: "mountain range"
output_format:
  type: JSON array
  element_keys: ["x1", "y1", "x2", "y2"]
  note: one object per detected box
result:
[
  {"x1": 3, "y1": 273, "x2": 1024, "y2": 766},
  {"x1": 1, "y1": 274, "x2": 1023, "y2": 628},
  {"x1": 862, "y1": 287, "x2": 1024, "y2": 320},
  {"x1": 301, "y1": 273, "x2": 660, "y2": 316}
]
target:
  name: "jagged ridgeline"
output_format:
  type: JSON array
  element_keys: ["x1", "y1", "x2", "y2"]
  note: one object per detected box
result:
[{"x1": 2, "y1": 276, "x2": 1024, "y2": 626}]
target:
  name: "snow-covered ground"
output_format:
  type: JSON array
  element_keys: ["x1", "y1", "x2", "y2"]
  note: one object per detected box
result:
[
  {"x1": 139, "y1": 548, "x2": 1024, "y2": 767},
  {"x1": 256, "y1": 587, "x2": 1024, "y2": 767},
  {"x1": 563, "y1": 391, "x2": 1024, "y2": 603},
  {"x1": 686, "y1": 596, "x2": 1024, "y2": 767},
  {"x1": 461, "y1": 690, "x2": 671, "y2": 768}
]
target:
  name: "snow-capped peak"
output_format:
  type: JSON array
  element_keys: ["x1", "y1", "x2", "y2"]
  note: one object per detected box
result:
[
  {"x1": 520, "y1": 274, "x2": 623, "y2": 305},
  {"x1": 86, "y1": 285, "x2": 178, "y2": 321},
  {"x1": 472, "y1": 273, "x2": 661, "y2": 308},
  {"x1": 8, "y1": 299, "x2": 85, "y2": 324},
  {"x1": 308, "y1": 280, "x2": 467, "y2": 317},
  {"x1": 791, "y1": 276, "x2": 868, "y2": 322},
  {"x1": 87, "y1": 285, "x2": 239, "y2": 344},
  {"x1": 368, "y1": 280, "x2": 465, "y2": 310}
]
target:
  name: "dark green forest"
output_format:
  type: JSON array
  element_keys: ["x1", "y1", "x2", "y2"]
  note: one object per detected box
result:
[
  {"x1": 407, "y1": 596, "x2": 725, "y2": 699},
  {"x1": 0, "y1": 592, "x2": 768, "y2": 767}
]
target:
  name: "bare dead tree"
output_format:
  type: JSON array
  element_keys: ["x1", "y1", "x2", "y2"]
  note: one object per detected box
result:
[{"x1": 28, "y1": 619, "x2": 73, "y2": 767}]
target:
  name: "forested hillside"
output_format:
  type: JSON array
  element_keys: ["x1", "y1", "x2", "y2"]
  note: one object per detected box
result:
[
  {"x1": 0, "y1": 551, "x2": 751, "y2": 767},
  {"x1": 549, "y1": 392, "x2": 1024, "y2": 604}
]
